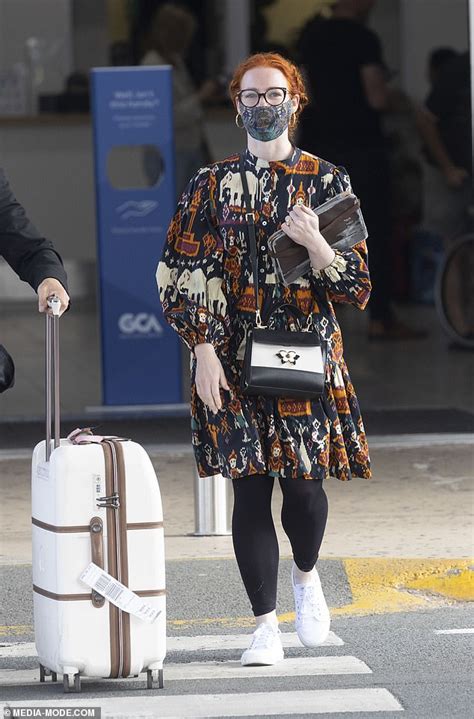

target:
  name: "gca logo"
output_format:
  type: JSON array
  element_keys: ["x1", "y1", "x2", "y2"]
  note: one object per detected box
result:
[{"x1": 118, "y1": 313, "x2": 163, "y2": 337}]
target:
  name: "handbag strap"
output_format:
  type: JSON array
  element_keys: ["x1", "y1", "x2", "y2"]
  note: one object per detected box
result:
[
  {"x1": 239, "y1": 155, "x2": 262, "y2": 326},
  {"x1": 238, "y1": 154, "x2": 321, "y2": 335}
]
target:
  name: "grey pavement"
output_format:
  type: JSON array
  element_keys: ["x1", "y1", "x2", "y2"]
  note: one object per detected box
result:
[
  {"x1": 0, "y1": 607, "x2": 473, "y2": 718},
  {"x1": 1, "y1": 441, "x2": 473, "y2": 565},
  {"x1": 0, "y1": 440, "x2": 472, "y2": 717}
]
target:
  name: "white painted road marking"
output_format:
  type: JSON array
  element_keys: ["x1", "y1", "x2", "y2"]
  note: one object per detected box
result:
[
  {"x1": 434, "y1": 628, "x2": 474, "y2": 634},
  {"x1": 0, "y1": 631, "x2": 343, "y2": 658},
  {"x1": 0, "y1": 688, "x2": 404, "y2": 715},
  {"x1": 169, "y1": 630, "x2": 344, "y2": 650},
  {"x1": 0, "y1": 656, "x2": 370, "y2": 685}
]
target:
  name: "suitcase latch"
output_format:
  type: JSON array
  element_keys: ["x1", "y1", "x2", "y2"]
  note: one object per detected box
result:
[{"x1": 96, "y1": 492, "x2": 120, "y2": 509}]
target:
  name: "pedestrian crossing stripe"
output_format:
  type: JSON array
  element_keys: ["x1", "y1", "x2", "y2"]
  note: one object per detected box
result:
[
  {"x1": 0, "y1": 655, "x2": 371, "y2": 685},
  {"x1": 0, "y1": 630, "x2": 404, "y2": 714},
  {"x1": 0, "y1": 631, "x2": 344, "y2": 659},
  {"x1": 0, "y1": 689, "x2": 403, "y2": 715}
]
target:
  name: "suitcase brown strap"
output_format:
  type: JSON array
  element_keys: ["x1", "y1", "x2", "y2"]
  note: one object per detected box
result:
[{"x1": 89, "y1": 517, "x2": 106, "y2": 608}]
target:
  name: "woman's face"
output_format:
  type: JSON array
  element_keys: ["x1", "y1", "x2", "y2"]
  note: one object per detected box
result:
[
  {"x1": 237, "y1": 66, "x2": 299, "y2": 143},
  {"x1": 238, "y1": 67, "x2": 299, "y2": 115}
]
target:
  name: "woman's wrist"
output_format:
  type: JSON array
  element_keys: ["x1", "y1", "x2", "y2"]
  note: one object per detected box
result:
[
  {"x1": 194, "y1": 342, "x2": 215, "y2": 358},
  {"x1": 306, "y1": 234, "x2": 336, "y2": 272}
]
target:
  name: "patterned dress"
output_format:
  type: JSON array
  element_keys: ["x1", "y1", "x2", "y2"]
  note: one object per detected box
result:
[{"x1": 156, "y1": 146, "x2": 372, "y2": 481}]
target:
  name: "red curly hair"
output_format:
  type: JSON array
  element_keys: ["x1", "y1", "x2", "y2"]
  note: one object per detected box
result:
[{"x1": 228, "y1": 52, "x2": 309, "y2": 129}]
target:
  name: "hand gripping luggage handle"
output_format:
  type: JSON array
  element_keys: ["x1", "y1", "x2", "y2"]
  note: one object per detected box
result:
[{"x1": 45, "y1": 296, "x2": 61, "y2": 461}]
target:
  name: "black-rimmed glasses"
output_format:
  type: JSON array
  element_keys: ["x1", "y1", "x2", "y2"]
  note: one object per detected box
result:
[{"x1": 236, "y1": 87, "x2": 288, "y2": 108}]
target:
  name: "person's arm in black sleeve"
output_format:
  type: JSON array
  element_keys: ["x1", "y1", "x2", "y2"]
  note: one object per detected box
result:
[
  {"x1": 421, "y1": 58, "x2": 470, "y2": 186},
  {"x1": 359, "y1": 29, "x2": 390, "y2": 111},
  {"x1": 0, "y1": 168, "x2": 70, "y2": 314}
]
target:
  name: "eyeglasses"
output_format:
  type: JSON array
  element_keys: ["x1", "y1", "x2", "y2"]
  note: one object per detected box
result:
[{"x1": 236, "y1": 87, "x2": 288, "y2": 108}]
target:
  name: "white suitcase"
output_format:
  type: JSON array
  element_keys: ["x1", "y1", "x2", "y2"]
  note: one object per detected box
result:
[{"x1": 31, "y1": 298, "x2": 166, "y2": 692}]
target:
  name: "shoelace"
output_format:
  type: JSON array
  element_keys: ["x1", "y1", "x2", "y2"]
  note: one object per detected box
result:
[
  {"x1": 249, "y1": 623, "x2": 279, "y2": 649},
  {"x1": 295, "y1": 583, "x2": 327, "y2": 619}
]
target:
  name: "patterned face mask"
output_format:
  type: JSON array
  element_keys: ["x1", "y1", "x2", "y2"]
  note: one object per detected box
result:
[{"x1": 240, "y1": 99, "x2": 294, "y2": 142}]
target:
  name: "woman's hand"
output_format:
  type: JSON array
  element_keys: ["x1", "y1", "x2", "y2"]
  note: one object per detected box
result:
[
  {"x1": 281, "y1": 204, "x2": 336, "y2": 271},
  {"x1": 37, "y1": 278, "x2": 70, "y2": 317},
  {"x1": 194, "y1": 343, "x2": 230, "y2": 413}
]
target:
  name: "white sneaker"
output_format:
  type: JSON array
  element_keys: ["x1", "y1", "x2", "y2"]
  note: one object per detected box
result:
[
  {"x1": 240, "y1": 622, "x2": 284, "y2": 666},
  {"x1": 291, "y1": 563, "x2": 331, "y2": 647}
]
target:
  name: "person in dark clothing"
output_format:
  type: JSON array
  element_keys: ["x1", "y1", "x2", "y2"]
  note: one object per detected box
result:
[
  {"x1": 0, "y1": 168, "x2": 70, "y2": 316},
  {"x1": 298, "y1": 0, "x2": 424, "y2": 340},
  {"x1": 415, "y1": 51, "x2": 472, "y2": 342},
  {"x1": 423, "y1": 50, "x2": 471, "y2": 182}
]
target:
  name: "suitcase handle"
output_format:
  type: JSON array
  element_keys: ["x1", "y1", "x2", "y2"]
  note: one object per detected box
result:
[
  {"x1": 89, "y1": 517, "x2": 106, "y2": 608},
  {"x1": 45, "y1": 296, "x2": 61, "y2": 461}
]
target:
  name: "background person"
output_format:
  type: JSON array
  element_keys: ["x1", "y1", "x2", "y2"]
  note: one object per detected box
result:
[
  {"x1": 157, "y1": 52, "x2": 372, "y2": 667},
  {"x1": 0, "y1": 168, "x2": 69, "y2": 316},
  {"x1": 415, "y1": 49, "x2": 472, "y2": 343},
  {"x1": 141, "y1": 2, "x2": 219, "y2": 196},
  {"x1": 297, "y1": 0, "x2": 425, "y2": 340}
]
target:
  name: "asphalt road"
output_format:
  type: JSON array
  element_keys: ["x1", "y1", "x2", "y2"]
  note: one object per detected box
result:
[{"x1": 0, "y1": 560, "x2": 473, "y2": 719}]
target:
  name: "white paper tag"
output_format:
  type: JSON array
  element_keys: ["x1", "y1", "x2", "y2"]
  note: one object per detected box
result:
[
  {"x1": 36, "y1": 462, "x2": 50, "y2": 481},
  {"x1": 92, "y1": 474, "x2": 105, "y2": 510},
  {"x1": 80, "y1": 562, "x2": 161, "y2": 624}
]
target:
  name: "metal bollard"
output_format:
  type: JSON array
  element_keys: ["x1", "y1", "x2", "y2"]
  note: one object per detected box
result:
[{"x1": 193, "y1": 469, "x2": 232, "y2": 535}]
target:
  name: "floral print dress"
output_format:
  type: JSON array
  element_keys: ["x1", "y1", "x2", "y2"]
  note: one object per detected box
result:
[{"x1": 156, "y1": 146, "x2": 372, "y2": 481}]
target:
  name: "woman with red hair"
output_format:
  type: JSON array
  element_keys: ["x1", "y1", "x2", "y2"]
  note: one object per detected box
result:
[{"x1": 157, "y1": 53, "x2": 372, "y2": 666}]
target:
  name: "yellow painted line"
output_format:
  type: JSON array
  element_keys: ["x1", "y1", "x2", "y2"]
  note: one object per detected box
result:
[
  {"x1": 171, "y1": 559, "x2": 474, "y2": 628},
  {"x1": 1, "y1": 560, "x2": 471, "y2": 636},
  {"x1": 169, "y1": 616, "x2": 257, "y2": 629},
  {"x1": 0, "y1": 625, "x2": 32, "y2": 637},
  {"x1": 337, "y1": 558, "x2": 474, "y2": 616},
  {"x1": 403, "y1": 561, "x2": 474, "y2": 602}
]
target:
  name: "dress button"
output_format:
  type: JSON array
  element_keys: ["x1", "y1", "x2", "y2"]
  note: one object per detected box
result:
[{"x1": 261, "y1": 245, "x2": 266, "y2": 251}]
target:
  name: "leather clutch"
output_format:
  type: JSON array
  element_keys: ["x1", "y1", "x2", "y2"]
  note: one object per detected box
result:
[{"x1": 268, "y1": 191, "x2": 368, "y2": 285}]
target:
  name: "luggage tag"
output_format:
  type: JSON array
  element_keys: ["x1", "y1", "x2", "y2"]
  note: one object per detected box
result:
[
  {"x1": 80, "y1": 562, "x2": 161, "y2": 624},
  {"x1": 36, "y1": 462, "x2": 50, "y2": 481}
]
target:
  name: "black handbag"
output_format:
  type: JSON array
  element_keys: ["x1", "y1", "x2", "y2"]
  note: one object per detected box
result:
[
  {"x1": 238, "y1": 157, "x2": 326, "y2": 399},
  {"x1": 0, "y1": 344, "x2": 15, "y2": 393}
]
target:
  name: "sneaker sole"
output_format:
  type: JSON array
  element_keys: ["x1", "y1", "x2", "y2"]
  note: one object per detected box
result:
[
  {"x1": 241, "y1": 651, "x2": 285, "y2": 667},
  {"x1": 295, "y1": 623, "x2": 331, "y2": 648}
]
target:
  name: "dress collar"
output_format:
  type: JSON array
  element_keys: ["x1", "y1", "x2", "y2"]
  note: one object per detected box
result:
[{"x1": 244, "y1": 145, "x2": 301, "y2": 170}]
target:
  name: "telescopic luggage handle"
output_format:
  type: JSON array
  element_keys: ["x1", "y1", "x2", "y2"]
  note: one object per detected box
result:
[{"x1": 45, "y1": 296, "x2": 61, "y2": 461}]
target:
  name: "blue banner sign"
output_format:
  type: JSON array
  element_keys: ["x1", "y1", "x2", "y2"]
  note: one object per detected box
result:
[{"x1": 91, "y1": 67, "x2": 181, "y2": 405}]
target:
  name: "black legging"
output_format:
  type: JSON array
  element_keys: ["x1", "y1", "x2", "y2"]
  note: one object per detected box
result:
[{"x1": 231, "y1": 474, "x2": 328, "y2": 616}]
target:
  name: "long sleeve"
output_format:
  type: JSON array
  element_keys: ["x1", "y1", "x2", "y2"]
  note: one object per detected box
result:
[
  {"x1": 156, "y1": 167, "x2": 230, "y2": 353},
  {"x1": 310, "y1": 166, "x2": 371, "y2": 310},
  {"x1": 0, "y1": 168, "x2": 68, "y2": 292}
]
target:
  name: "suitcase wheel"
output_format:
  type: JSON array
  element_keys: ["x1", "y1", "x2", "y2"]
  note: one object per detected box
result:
[
  {"x1": 146, "y1": 668, "x2": 164, "y2": 689},
  {"x1": 39, "y1": 664, "x2": 57, "y2": 683},
  {"x1": 63, "y1": 672, "x2": 81, "y2": 693}
]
